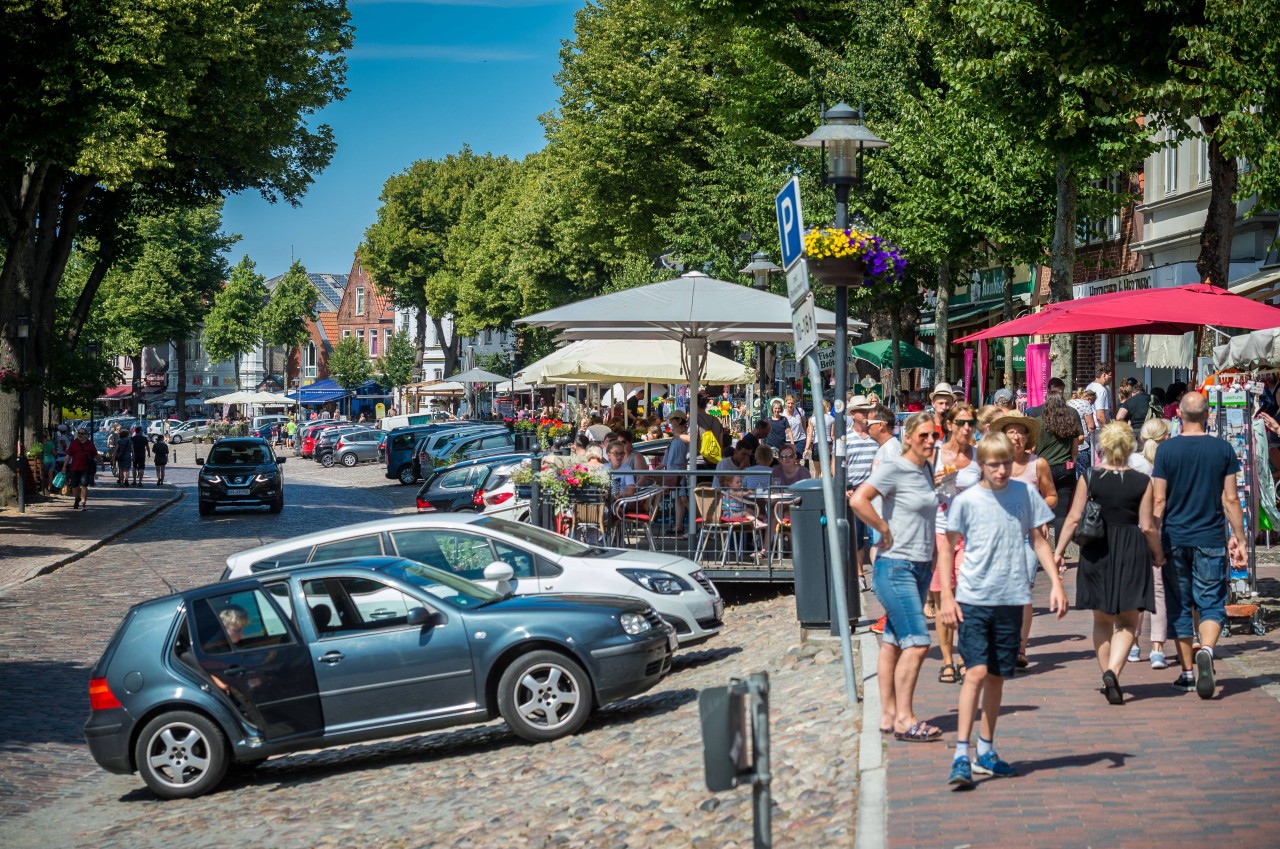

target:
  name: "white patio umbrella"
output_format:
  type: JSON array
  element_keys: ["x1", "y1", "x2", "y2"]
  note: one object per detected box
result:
[
  {"x1": 203, "y1": 390, "x2": 294, "y2": 405},
  {"x1": 515, "y1": 338, "x2": 755, "y2": 386},
  {"x1": 517, "y1": 270, "x2": 859, "y2": 477}
]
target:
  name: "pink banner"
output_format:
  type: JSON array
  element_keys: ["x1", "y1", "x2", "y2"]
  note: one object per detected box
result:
[
  {"x1": 1025, "y1": 342, "x2": 1051, "y2": 408},
  {"x1": 977, "y1": 340, "x2": 988, "y2": 405},
  {"x1": 962, "y1": 349, "x2": 974, "y2": 406}
]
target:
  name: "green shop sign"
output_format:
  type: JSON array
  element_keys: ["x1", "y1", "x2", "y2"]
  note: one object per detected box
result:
[{"x1": 991, "y1": 337, "x2": 1028, "y2": 370}]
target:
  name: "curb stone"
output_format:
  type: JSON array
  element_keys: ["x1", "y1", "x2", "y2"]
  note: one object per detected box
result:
[{"x1": 0, "y1": 489, "x2": 185, "y2": 595}]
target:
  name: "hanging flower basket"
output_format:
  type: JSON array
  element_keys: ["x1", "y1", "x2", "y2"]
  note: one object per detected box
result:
[
  {"x1": 806, "y1": 256, "x2": 866, "y2": 288},
  {"x1": 803, "y1": 226, "x2": 907, "y2": 288}
]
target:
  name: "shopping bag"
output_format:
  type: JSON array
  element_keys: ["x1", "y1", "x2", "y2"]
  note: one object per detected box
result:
[{"x1": 51, "y1": 471, "x2": 66, "y2": 490}]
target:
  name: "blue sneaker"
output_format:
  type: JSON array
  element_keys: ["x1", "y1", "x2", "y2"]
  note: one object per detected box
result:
[
  {"x1": 948, "y1": 757, "x2": 974, "y2": 789},
  {"x1": 973, "y1": 750, "x2": 1017, "y2": 778}
]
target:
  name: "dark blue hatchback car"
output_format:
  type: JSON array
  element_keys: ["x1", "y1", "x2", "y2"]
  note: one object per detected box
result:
[{"x1": 85, "y1": 556, "x2": 674, "y2": 799}]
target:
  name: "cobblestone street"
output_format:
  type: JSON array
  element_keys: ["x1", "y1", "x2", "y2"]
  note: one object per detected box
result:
[{"x1": 0, "y1": 455, "x2": 861, "y2": 848}]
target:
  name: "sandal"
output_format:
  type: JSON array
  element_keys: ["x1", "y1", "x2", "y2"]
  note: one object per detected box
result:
[
  {"x1": 923, "y1": 603, "x2": 936, "y2": 620},
  {"x1": 938, "y1": 663, "x2": 959, "y2": 684},
  {"x1": 894, "y1": 721, "x2": 942, "y2": 743},
  {"x1": 956, "y1": 664, "x2": 967, "y2": 683}
]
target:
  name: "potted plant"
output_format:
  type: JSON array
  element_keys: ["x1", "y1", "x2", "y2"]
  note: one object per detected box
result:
[
  {"x1": 510, "y1": 462, "x2": 610, "y2": 512},
  {"x1": 803, "y1": 226, "x2": 907, "y2": 288}
]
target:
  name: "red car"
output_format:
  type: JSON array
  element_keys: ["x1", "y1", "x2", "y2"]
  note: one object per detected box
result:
[{"x1": 298, "y1": 421, "x2": 348, "y2": 458}]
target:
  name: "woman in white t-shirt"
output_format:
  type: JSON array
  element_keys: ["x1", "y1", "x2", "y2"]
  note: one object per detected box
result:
[
  {"x1": 1068, "y1": 387, "x2": 1098, "y2": 470},
  {"x1": 849, "y1": 412, "x2": 942, "y2": 743}
]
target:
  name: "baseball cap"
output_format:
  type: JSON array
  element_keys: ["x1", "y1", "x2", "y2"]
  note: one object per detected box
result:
[
  {"x1": 993, "y1": 387, "x2": 1014, "y2": 404},
  {"x1": 58, "y1": 424, "x2": 68, "y2": 432}
]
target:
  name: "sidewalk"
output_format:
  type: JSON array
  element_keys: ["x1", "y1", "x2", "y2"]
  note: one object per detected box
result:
[
  {"x1": 861, "y1": 560, "x2": 1280, "y2": 849},
  {"x1": 0, "y1": 480, "x2": 183, "y2": 595}
]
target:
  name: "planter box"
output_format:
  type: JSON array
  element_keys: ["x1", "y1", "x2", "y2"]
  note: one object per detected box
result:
[{"x1": 807, "y1": 256, "x2": 865, "y2": 288}]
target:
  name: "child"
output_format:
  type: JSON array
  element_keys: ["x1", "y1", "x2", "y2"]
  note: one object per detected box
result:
[{"x1": 936, "y1": 432, "x2": 1067, "y2": 788}]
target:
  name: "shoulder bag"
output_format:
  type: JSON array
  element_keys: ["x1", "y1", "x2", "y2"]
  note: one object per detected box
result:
[{"x1": 1073, "y1": 466, "x2": 1106, "y2": 545}]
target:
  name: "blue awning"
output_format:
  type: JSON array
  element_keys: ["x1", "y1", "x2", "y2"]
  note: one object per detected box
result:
[{"x1": 289, "y1": 378, "x2": 384, "y2": 405}]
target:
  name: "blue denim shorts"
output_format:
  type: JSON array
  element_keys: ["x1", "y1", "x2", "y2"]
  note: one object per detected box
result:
[
  {"x1": 1164, "y1": 546, "x2": 1229, "y2": 638},
  {"x1": 957, "y1": 603, "x2": 1022, "y2": 678},
  {"x1": 872, "y1": 557, "x2": 933, "y2": 649}
]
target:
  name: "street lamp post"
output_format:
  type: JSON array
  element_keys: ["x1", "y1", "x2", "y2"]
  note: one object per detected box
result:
[
  {"x1": 15, "y1": 314, "x2": 31, "y2": 513},
  {"x1": 793, "y1": 101, "x2": 888, "y2": 497},
  {"x1": 739, "y1": 251, "x2": 782, "y2": 425}
]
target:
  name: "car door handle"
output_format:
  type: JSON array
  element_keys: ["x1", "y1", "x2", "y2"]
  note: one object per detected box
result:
[
  {"x1": 318, "y1": 651, "x2": 345, "y2": 665},
  {"x1": 223, "y1": 666, "x2": 248, "y2": 677}
]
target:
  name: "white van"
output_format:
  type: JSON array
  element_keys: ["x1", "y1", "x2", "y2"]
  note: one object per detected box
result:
[
  {"x1": 379, "y1": 411, "x2": 452, "y2": 432},
  {"x1": 252, "y1": 414, "x2": 292, "y2": 433}
]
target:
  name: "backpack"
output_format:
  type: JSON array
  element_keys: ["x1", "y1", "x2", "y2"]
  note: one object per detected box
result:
[
  {"x1": 699, "y1": 429, "x2": 722, "y2": 463},
  {"x1": 1148, "y1": 395, "x2": 1164, "y2": 421}
]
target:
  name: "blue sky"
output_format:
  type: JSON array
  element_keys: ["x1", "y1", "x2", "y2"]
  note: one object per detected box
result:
[{"x1": 221, "y1": 0, "x2": 580, "y2": 278}]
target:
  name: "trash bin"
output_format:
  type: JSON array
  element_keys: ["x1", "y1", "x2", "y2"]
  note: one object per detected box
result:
[{"x1": 788, "y1": 478, "x2": 860, "y2": 634}]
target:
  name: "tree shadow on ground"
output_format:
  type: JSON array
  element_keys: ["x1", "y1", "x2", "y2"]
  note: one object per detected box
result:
[{"x1": 1016, "y1": 749, "x2": 1133, "y2": 775}]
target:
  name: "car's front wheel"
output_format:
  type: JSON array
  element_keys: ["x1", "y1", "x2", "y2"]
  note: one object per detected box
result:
[
  {"x1": 170, "y1": 434, "x2": 184, "y2": 444},
  {"x1": 341, "y1": 452, "x2": 358, "y2": 467},
  {"x1": 198, "y1": 500, "x2": 214, "y2": 516},
  {"x1": 269, "y1": 492, "x2": 284, "y2": 514},
  {"x1": 497, "y1": 650, "x2": 593, "y2": 742},
  {"x1": 397, "y1": 464, "x2": 416, "y2": 485},
  {"x1": 134, "y1": 711, "x2": 228, "y2": 799}
]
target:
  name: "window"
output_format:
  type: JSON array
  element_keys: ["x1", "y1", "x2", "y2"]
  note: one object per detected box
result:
[
  {"x1": 191, "y1": 375, "x2": 202, "y2": 386},
  {"x1": 193, "y1": 589, "x2": 294, "y2": 655},
  {"x1": 1164, "y1": 134, "x2": 1179, "y2": 196},
  {"x1": 434, "y1": 468, "x2": 473, "y2": 490},
  {"x1": 1115, "y1": 334, "x2": 1135, "y2": 363},
  {"x1": 388, "y1": 530, "x2": 494, "y2": 580},
  {"x1": 300, "y1": 576, "x2": 417, "y2": 635},
  {"x1": 385, "y1": 328, "x2": 393, "y2": 348},
  {"x1": 433, "y1": 369, "x2": 443, "y2": 380},
  {"x1": 1199, "y1": 137, "x2": 1211, "y2": 185},
  {"x1": 355, "y1": 287, "x2": 365, "y2": 316},
  {"x1": 305, "y1": 342, "x2": 318, "y2": 378},
  {"x1": 490, "y1": 541, "x2": 539, "y2": 580},
  {"x1": 479, "y1": 434, "x2": 511, "y2": 450},
  {"x1": 311, "y1": 533, "x2": 384, "y2": 561},
  {"x1": 211, "y1": 376, "x2": 219, "y2": 386},
  {"x1": 369, "y1": 333, "x2": 378, "y2": 356},
  {"x1": 343, "y1": 329, "x2": 351, "y2": 339},
  {"x1": 356, "y1": 329, "x2": 365, "y2": 345}
]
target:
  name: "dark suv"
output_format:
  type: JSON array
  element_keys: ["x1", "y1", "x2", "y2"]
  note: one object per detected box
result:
[
  {"x1": 196, "y1": 438, "x2": 286, "y2": 515},
  {"x1": 83, "y1": 556, "x2": 674, "y2": 799}
]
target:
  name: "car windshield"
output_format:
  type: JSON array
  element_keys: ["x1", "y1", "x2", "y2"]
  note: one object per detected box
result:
[
  {"x1": 474, "y1": 516, "x2": 595, "y2": 557},
  {"x1": 208, "y1": 444, "x2": 271, "y2": 465},
  {"x1": 378, "y1": 558, "x2": 501, "y2": 606}
]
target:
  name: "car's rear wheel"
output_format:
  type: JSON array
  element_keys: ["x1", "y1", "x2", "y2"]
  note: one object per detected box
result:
[
  {"x1": 341, "y1": 452, "x2": 358, "y2": 467},
  {"x1": 170, "y1": 434, "x2": 184, "y2": 444},
  {"x1": 198, "y1": 500, "x2": 214, "y2": 516},
  {"x1": 497, "y1": 650, "x2": 593, "y2": 742},
  {"x1": 321, "y1": 452, "x2": 335, "y2": 468},
  {"x1": 397, "y1": 464, "x2": 416, "y2": 485},
  {"x1": 134, "y1": 711, "x2": 228, "y2": 799}
]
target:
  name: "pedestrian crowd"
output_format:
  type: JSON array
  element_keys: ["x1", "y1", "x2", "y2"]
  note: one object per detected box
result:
[{"x1": 845, "y1": 368, "x2": 1247, "y2": 789}]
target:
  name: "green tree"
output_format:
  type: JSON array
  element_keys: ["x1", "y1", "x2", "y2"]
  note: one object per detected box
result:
[
  {"x1": 204, "y1": 257, "x2": 268, "y2": 389},
  {"x1": 362, "y1": 148, "x2": 512, "y2": 379},
  {"x1": 327, "y1": 335, "x2": 373, "y2": 417},
  {"x1": 261, "y1": 260, "x2": 321, "y2": 391},
  {"x1": 375, "y1": 328, "x2": 416, "y2": 394},
  {"x1": 0, "y1": 0, "x2": 351, "y2": 504}
]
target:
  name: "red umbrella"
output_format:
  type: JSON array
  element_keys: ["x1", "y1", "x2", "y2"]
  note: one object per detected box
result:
[{"x1": 954, "y1": 283, "x2": 1280, "y2": 343}]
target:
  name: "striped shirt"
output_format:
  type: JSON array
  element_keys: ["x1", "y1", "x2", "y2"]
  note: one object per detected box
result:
[{"x1": 845, "y1": 431, "x2": 879, "y2": 488}]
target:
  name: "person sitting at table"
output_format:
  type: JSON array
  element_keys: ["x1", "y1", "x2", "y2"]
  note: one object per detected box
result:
[
  {"x1": 606, "y1": 443, "x2": 637, "y2": 499},
  {"x1": 715, "y1": 441, "x2": 753, "y2": 487},
  {"x1": 584, "y1": 444, "x2": 606, "y2": 467},
  {"x1": 772, "y1": 445, "x2": 812, "y2": 486},
  {"x1": 742, "y1": 444, "x2": 776, "y2": 491},
  {"x1": 719, "y1": 474, "x2": 768, "y2": 530}
]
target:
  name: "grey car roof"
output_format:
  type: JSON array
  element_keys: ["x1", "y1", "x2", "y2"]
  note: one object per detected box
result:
[{"x1": 226, "y1": 513, "x2": 490, "y2": 569}]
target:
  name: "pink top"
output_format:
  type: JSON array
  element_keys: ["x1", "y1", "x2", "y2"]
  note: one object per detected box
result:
[{"x1": 1013, "y1": 452, "x2": 1041, "y2": 487}]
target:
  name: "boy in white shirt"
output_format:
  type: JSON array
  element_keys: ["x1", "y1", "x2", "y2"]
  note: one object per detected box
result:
[{"x1": 936, "y1": 433, "x2": 1067, "y2": 788}]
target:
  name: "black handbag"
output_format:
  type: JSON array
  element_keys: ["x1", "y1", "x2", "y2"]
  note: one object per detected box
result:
[{"x1": 1073, "y1": 467, "x2": 1106, "y2": 546}]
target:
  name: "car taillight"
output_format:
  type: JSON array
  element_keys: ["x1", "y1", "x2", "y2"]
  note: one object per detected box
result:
[
  {"x1": 473, "y1": 490, "x2": 485, "y2": 507},
  {"x1": 485, "y1": 491, "x2": 513, "y2": 506},
  {"x1": 89, "y1": 677, "x2": 122, "y2": 711},
  {"x1": 416, "y1": 497, "x2": 435, "y2": 512},
  {"x1": 335, "y1": 440, "x2": 345, "y2": 450}
]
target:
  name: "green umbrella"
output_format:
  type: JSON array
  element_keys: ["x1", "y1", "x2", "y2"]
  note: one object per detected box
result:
[{"x1": 850, "y1": 340, "x2": 934, "y2": 370}]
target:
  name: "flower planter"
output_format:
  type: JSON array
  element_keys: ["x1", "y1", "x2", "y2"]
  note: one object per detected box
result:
[
  {"x1": 515, "y1": 484, "x2": 532, "y2": 501},
  {"x1": 514, "y1": 432, "x2": 537, "y2": 452},
  {"x1": 567, "y1": 486, "x2": 607, "y2": 503},
  {"x1": 806, "y1": 256, "x2": 865, "y2": 288}
]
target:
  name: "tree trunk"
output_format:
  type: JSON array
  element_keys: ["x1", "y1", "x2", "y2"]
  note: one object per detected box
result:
[
  {"x1": 130, "y1": 353, "x2": 143, "y2": 418},
  {"x1": 175, "y1": 338, "x2": 188, "y2": 418},
  {"x1": 1003, "y1": 263, "x2": 1016, "y2": 391},
  {"x1": 414, "y1": 309, "x2": 427, "y2": 382},
  {"x1": 1048, "y1": 153, "x2": 1078, "y2": 383},
  {"x1": 233, "y1": 353, "x2": 241, "y2": 390},
  {"x1": 1197, "y1": 115, "x2": 1237, "y2": 289},
  {"x1": 434, "y1": 316, "x2": 460, "y2": 378},
  {"x1": 933, "y1": 263, "x2": 952, "y2": 381}
]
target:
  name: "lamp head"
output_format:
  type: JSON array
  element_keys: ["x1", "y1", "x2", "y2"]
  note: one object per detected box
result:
[
  {"x1": 793, "y1": 101, "x2": 888, "y2": 184},
  {"x1": 16, "y1": 314, "x2": 31, "y2": 339},
  {"x1": 739, "y1": 252, "x2": 782, "y2": 289}
]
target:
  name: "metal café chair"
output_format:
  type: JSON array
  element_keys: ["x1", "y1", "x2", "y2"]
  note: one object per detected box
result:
[{"x1": 611, "y1": 486, "x2": 662, "y2": 550}]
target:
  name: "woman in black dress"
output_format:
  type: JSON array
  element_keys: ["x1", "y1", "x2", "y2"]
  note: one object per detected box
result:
[{"x1": 1054, "y1": 422, "x2": 1163, "y2": 705}]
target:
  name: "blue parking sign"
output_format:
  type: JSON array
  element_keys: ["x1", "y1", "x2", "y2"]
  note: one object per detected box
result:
[{"x1": 776, "y1": 177, "x2": 805, "y2": 270}]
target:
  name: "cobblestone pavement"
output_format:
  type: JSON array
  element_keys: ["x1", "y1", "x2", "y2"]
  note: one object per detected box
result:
[
  {"x1": 861, "y1": 560, "x2": 1280, "y2": 849},
  {"x1": 0, "y1": 455, "x2": 864, "y2": 848}
]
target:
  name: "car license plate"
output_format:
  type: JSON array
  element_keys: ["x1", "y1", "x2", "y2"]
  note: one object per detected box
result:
[
  {"x1": 667, "y1": 629, "x2": 678, "y2": 652},
  {"x1": 713, "y1": 598, "x2": 725, "y2": 620},
  {"x1": 226, "y1": 488, "x2": 250, "y2": 496}
]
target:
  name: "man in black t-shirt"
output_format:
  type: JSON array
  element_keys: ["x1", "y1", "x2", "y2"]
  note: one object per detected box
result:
[{"x1": 1116, "y1": 377, "x2": 1151, "y2": 438}]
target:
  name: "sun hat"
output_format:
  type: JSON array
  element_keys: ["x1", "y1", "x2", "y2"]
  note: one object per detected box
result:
[
  {"x1": 990, "y1": 410, "x2": 1041, "y2": 446},
  {"x1": 930, "y1": 382, "x2": 957, "y2": 399},
  {"x1": 667, "y1": 409, "x2": 688, "y2": 422},
  {"x1": 848, "y1": 395, "x2": 872, "y2": 411}
]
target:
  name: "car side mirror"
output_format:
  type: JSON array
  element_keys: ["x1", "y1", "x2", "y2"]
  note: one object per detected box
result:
[
  {"x1": 195, "y1": 457, "x2": 204, "y2": 466},
  {"x1": 483, "y1": 561, "x2": 516, "y2": 597},
  {"x1": 276, "y1": 457, "x2": 286, "y2": 464},
  {"x1": 406, "y1": 606, "x2": 442, "y2": 628}
]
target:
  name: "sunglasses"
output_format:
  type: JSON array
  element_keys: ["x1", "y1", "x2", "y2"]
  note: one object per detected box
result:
[{"x1": 953, "y1": 419, "x2": 976, "y2": 427}]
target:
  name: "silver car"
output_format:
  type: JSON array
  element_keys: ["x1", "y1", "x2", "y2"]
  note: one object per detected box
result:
[
  {"x1": 332, "y1": 429, "x2": 385, "y2": 467},
  {"x1": 168, "y1": 419, "x2": 214, "y2": 444}
]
